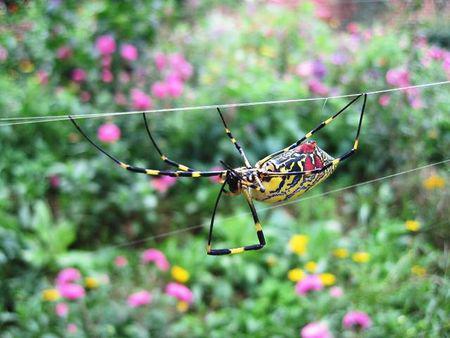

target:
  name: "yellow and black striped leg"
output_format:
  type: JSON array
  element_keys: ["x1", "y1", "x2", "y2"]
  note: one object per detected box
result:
[
  {"x1": 142, "y1": 113, "x2": 194, "y2": 172},
  {"x1": 207, "y1": 186, "x2": 266, "y2": 256},
  {"x1": 217, "y1": 108, "x2": 252, "y2": 169},
  {"x1": 69, "y1": 116, "x2": 226, "y2": 178}
]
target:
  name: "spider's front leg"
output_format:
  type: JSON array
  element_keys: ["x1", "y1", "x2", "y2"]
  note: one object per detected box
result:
[{"x1": 207, "y1": 185, "x2": 266, "y2": 256}]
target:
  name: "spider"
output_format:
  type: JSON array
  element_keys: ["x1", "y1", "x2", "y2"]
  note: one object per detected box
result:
[{"x1": 69, "y1": 93, "x2": 367, "y2": 256}]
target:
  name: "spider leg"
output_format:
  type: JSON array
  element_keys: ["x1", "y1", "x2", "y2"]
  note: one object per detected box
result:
[
  {"x1": 217, "y1": 108, "x2": 252, "y2": 169},
  {"x1": 142, "y1": 113, "x2": 195, "y2": 172},
  {"x1": 258, "y1": 94, "x2": 366, "y2": 166},
  {"x1": 207, "y1": 188, "x2": 266, "y2": 256},
  {"x1": 69, "y1": 116, "x2": 225, "y2": 178}
]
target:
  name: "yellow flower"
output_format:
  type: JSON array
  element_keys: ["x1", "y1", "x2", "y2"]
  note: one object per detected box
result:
[
  {"x1": 333, "y1": 248, "x2": 349, "y2": 259},
  {"x1": 319, "y1": 273, "x2": 336, "y2": 286},
  {"x1": 42, "y1": 288, "x2": 60, "y2": 302},
  {"x1": 171, "y1": 265, "x2": 190, "y2": 283},
  {"x1": 411, "y1": 265, "x2": 426, "y2": 277},
  {"x1": 85, "y1": 277, "x2": 99, "y2": 289},
  {"x1": 352, "y1": 252, "x2": 370, "y2": 263},
  {"x1": 19, "y1": 59, "x2": 34, "y2": 73},
  {"x1": 305, "y1": 261, "x2": 317, "y2": 273},
  {"x1": 288, "y1": 234, "x2": 309, "y2": 255},
  {"x1": 260, "y1": 45, "x2": 276, "y2": 58},
  {"x1": 266, "y1": 255, "x2": 277, "y2": 267},
  {"x1": 405, "y1": 220, "x2": 421, "y2": 232},
  {"x1": 287, "y1": 268, "x2": 305, "y2": 282},
  {"x1": 176, "y1": 301, "x2": 189, "y2": 312},
  {"x1": 423, "y1": 174, "x2": 445, "y2": 190}
]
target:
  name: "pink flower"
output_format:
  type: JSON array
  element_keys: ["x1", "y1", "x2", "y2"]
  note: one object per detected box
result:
[
  {"x1": 155, "y1": 52, "x2": 167, "y2": 70},
  {"x1": 127, "y1": 290, "x2": 152, "y2": 308},
  {"x1": 114, "y1": 92, "x2": 127, "y2": 106},
  {"x1": 97, "y1": 123, "x2": 121, "y2": 143},
  {"x1": 80, "y1": 91, "x2": 91, "y2": 102},
  {"x1": 0, "y1": 45, "x2": 8, "y2": 61},
  {"x1": 165, "y1": 282, "x2": 194, "y2": 304},
  {"x1": 55, "y1": 302, "x2": 69, "y2": 317},
  {"x1": 347, "y1": 22, "x2": 359, "y2": 34},
  {"x1": 329, "y1": 286, "x2": 343, "y2": 298},
  {"x1": 56, "y1": 46, "x2": 72, "y2": 60},
  {"x1": 166, "y1": 77, "x2": 184, "y2": 98},
  {"x1": 308, "y1": 78, "x2": 329, "y2": 95},
  {"x1": 427, "y1": 46, "x2": 444, "y2": 60},
  {"x1": 378, "y1": 94, "x2": 390, "y2": 106},
  {"x1": 49, "y1": 175, "x2": 60, "y2": 189},
  {"x1": 57, "y1": 283, "x2": 85, "y2": 300},
  {"x1": 343, "y1": 311, "x2": 372, "y2": 330},
  {"x1": 121, "y1": 44, "x2": 138, "y2": 61},
  {"x1": 386, "y1": 68, "x2": 410, "y2": 86},
  {"x1": 114, "y1": 255, "x2": 128, "y2": 267},
  {"x1": 295, "y1": 61, "x2": 314, "y2": 77},
  {"x1": 131, "y1": 89, "x2": 152, "y2": 110},
  {"x1": 56, "y1": 268, "x2": 81, "y2": 285},
  {"x1": 101, "y1": 68, "x2": 114, "y2": 83},
  {"x1": 209, "y1": 166, "x2": 224, "y2": 184},
  {"x1": 301, "y1": 321, "x2": 333, "y2": 338},
  {"x1": 71, "y1": 68, "x2": 86, "y2": 82},
  {"x1": 101, "y1": 55, "x2": 112, "y2": 67},
  {"x1": 67, "y1": 323, "x2": 77, "y2": 334},
  {"x1": 295, "y1": 275, "x2": 323, "y2": 295},
  {"x1": 37, "y1": 70, "x2": 49, "y2": 85},
  {"x1": 141, "y1": 248, "x2": 170, "y2": 271},
  {"x1": 96, "y1": 35, "x2": 116, "y2": 55},
  {"x1": 151, "y1": 81, "x2": 169, "y2": 99},
  {"x1": 151, "y1": 176, "x2": 177, "y2": 193},
  {"x1": 314, "y1": 1, "x2": 332, "y2": 21},
  {"x1": 119, "y1": 71, "x2": 131, "y2": 84}
]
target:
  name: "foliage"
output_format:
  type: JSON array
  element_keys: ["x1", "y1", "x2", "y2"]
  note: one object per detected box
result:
[{"x1": 0, "y1": 1, "x2": 449, "y2": 337}]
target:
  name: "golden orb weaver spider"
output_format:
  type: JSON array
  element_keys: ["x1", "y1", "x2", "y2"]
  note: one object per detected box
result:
[{"x1": 69, "y1": 93, "x2": 367, "y2": 256}]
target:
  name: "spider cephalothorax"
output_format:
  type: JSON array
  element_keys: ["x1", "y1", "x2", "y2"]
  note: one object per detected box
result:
[{"x1": 69, "y1": 93, "x2": 367, "y2": 256}]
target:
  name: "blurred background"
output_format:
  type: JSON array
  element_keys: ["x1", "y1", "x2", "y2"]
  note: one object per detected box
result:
[{"x1": 0, "y1": 0, "x2": 449, "y2": 337}]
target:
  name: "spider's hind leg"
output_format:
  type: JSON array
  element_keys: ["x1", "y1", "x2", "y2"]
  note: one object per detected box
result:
[{"x1": 143, "y1": 113, "x2": 195, "y2": 172}]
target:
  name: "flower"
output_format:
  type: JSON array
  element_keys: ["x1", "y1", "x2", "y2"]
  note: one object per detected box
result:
[
  {"x1": 85, "y1": 277, "x2": 99, "y2": 289},
  {"x1": 42, "y1": 288, "x2": 60, "y2": 302},
  {"x1": 120, "y1": 44, "x2": 138, "y2": 61},
  {"x1": 56, "y1": 46, "x2": 72, "y2": 60},
  {"x1": 151, "y1": 81, "x2": 169, "y2": 99},
  {"x1": 165, "y1": 282, "x2": 194, "y2": 304},
  {"x1": 352, "y1": 252, "x2": 370, "y2": 263},
  {"x1": 56, "y1": 268, "x2": 81, "y2": 285},
  {"x1": 166, "y1": 77, "x2": 184, "y2": 98},
  {"x1": 127, "y1": 290, "x2": 152, "y2": 308},
  {"x1": 319, "y1": 273, "x2": 336, "y2": 286},
  {"x1": 177, "y1": 301, "x2": 189, "y2": 312},
  {"x1": 411, "y1": 265, "x2": 426, "y2": 277},
  {"x1": 308, "y1": 78, "x2": 329, "y2": 95},
  {"x1": 295, "y1": 275, "x2": 323, "y2": 295},
  {"x1": 131, "y1": 89, "x2": 152, "y2": 110},
  {"x1": 57, "y1": 283, "x2": 85, "y2": 300},
  {"x1": 423, "y1": 174, "x2": 445, "y2": 190},
  {"x1": 0, "y1": 45, "x2": 8, "y2": 61},
  {"x1": 295, "y1": 61, "x2": 313, "y2": 77},
  {"x1": 55, "y1": 302, "x2": 69, "y2": 317},
  {"x1": 329, "y1": 286, "x2": 344, "y2": 298},
  {"x1": 80, "y1": 91, "x2": 91, "y2": 102},
  {"x1": 386, "y1": 68, "x2": 409, "y2": 86},
  {"x1": 305, "y1": 261, "x2": 317, "y2": 273},
  {"x1": 312, "y1": 60, "x2": 327, "y2": 79},
  {"x1": 71, "y1": 68, "x2": 86, "y2": 82},
  {"x1": 288, "y1": 268, "x2": 305, "y2": 282},
  {"x1": 171, "y1": 265, "x2": 190, "y2": 283},
  {"x1": 49, "y1": 175, "x2": 60, "y2": 189},
  {"x1": 343, "y1": 311, "x2": 372, "y2": 330},
  {"x1": 151, "y1": 176, "x2": 177, "y2": 193},
  {"x1": 405, "y1": 220, "x2": 421, "y2": 232},
  {"x1": 332, "y1": 248, "x2": 348, "y2": 259},
  {"x1": 378, "y1": 94, "x2": 390, "y2": 106},
  {"x1": 97, "y1": 123, "x2": 121, "y2": 143},
  {"x1": 67, "y1": 323, "x2": 77, "y2": 334},
  {"x1": 96, "y1": 35, "x2": 116, "y2": 55},
  {"x1": 288, "y1": 234, "x2": 309, "y2": 255},
  {"x1": 141, "y1": 248, "x2": 170, "y2": 271},
  {"x1": 114, "y1": 255, "x2": 128, "y2": 267},
  {"x1": 155, "y1": 52, "x2": 167, "y2": 70},
  {"x1": 36, "y1": 70, "x2": 49, "y2": 85},
  {"x1": 101, "y1": 68, "x2": 113, "y2": 83},
  {"x1": 101, "y1": 55, "x2": 112, "y2": 67},
  {"x1": 301, "y1": 321, "x2": 333, "y2": 338}
]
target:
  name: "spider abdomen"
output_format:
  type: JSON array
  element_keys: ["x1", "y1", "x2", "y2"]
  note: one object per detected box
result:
[{"x1": 252, "y1": 142, "x2": 337, "y2": 203}]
